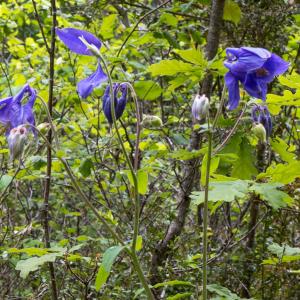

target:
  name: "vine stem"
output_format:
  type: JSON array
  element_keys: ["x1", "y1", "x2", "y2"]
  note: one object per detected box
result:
[
  {"x1": 95, "y1": 53, "x2": 154, "y2": 299},
  {"x1": 202, "y1": 85, "x2": 227, "y2": 299}
]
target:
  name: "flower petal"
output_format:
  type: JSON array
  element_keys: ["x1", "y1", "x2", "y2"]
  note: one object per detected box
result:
[
  {"x1": 115, "y1": 84, "x2": 128, "y2": 119},
  {"x1": 77, "y1": 63, "x2": 108, "y2": 98},
  {"x1": 102, "y1": 83, "x2": 128, "y2": 124},
  {"x1": 225, "y1": 47, "x2": 270, "y2": 73},
  {"x1": 263, "y1": 53, "x2": 289, "y2": 77},
  {"x1": 225, "y1": 72, "x2": 240, "y2": 110},
  {"x1": 0, "y1": 96, "x2": 13, "y2": 126},
  {"x1": 56, "y1": 28, "x2": 102, "y2": 56},
  {"x1": 243, "y1": 73, "x2": 268, "y2": 100},
  {"x1": 241, "y1": 47, "x2": 271, "y2": 59}
]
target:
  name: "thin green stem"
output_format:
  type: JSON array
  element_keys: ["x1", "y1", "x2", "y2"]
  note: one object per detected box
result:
[
  {"x1": 202, "y1": 129, "x2": 212, "y2": 300},
  {"x1": 95, "y1": 53, "x2": 154, "y2": 299},
  {"x1": 202, "y1": 85, "x2": 227, "y2": 299}
]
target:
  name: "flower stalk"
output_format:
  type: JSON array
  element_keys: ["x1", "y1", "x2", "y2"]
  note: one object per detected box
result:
[{"x1": 202, "y1": 85, "x2": 227, "y2": 300}]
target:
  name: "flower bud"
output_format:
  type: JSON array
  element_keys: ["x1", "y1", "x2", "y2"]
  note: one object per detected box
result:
[
  {"x1": 192, "y1": 94, "x2": 209, "y2": 121},
  {"x1": 7, "y1": 125, "x2": 28, "y2": 161},
  {"x1": 141, "y1": 115, "x2": 163, "y2": 128},
  {"x1": 252, "y1": 123, "x2": 267, "y2": 143},
  {"x1": 37, "y1": 122, "x2": 50, "y2": 134}
]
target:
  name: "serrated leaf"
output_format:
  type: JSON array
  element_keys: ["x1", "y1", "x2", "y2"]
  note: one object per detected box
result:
[
  {"x1": 134, "y1": 80, "x2": 162, "y2": 101},
  {"x1": 250, "y1": 183, "x2": 293, "y2": 209},
  {"x1": 257, "y1": 162, "x2": 300, "y2": 184},
  {"x1": 231, "y1": 137, "x2": 257, "y2": 179},
  {"x1": 191, "y1": 180, "x2": 249, "y2": 204},
  {"x1": 148, "y1": 60, "x2": 194, "y2": 76},
  {"x1": 174, "y1": 49, "x2": 207, "y2": 66},
  {"x1": 99, "y1": 14, "x2": 117, "y2": 40},
  {"x1": 270, "y1": 138, "x2": 295, "y2": 163},
  {"x1": 95, "y1": 245, "x2": 124, "y2": 291},
  {"x1": 223, "y1": 0, "x2": 241, "y2": 25}
]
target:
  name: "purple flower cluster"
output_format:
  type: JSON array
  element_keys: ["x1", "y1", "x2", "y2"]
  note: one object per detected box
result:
[
  {"x1": 0, "y1": 83, "x2": 36, "y2": 134},
  {"x1": 56, "y1": 28, "x2": 128, "y2": 123}
]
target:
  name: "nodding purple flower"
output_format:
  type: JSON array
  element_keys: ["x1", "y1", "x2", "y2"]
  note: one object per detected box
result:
[
  {"x1": 102, "y1": 83, "x2": 128, "y2": 124},
  {"x1": 251, "y1": 105, "x2": 272, "y2": 138},
  {"x1": 56, "y1": 27, "x2": 107, "y2": 99},
  {"x1": 0, "y1": 83, "x2": 37, "y2": 135},
  {"x1": 0, "y1": 84, "x2": 37, "y2": 160},
  {"x1": 224, "y1": 47, "x2": 289, "y2": 110}
]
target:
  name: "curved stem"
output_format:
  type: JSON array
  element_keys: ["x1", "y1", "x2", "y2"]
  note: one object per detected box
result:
[{"x1": 96, "y1": 53, "x2": 154, "y2": 300}]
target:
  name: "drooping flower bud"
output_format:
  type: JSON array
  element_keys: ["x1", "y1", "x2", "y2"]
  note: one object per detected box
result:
[
  {"x1": 141, "y1": 115, "x2": 163, "y2": 128},
  {"x1": 251, "y1": 105, "x2": 272, "y2": 138},
  {"x1": 102, "y1": 83, "x2": 128, "y2": 124},
  {"x1": 192, "y1": 94, "x2": 209, "y2": 121},
  {"x1": 7, "y1": 125, "x2": 28, "y2": 161},
  {"x1": 252, "y1": 123, "x2": 267, "y2": 143}
]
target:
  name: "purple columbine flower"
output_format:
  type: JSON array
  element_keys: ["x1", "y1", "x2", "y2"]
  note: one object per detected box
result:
[
  {"x1": 56, "y1": 27, "x2": 108, "y2": 99},
  {"x1": 0, "y1": 83, "x2": 37, "y2": 134},
  {"x1": 102, "y1": 83, "x2": 128, "y2": 124},
  {"x1": 251, "y1": 105, "x2": 272, "y2": 138},
  {"x1": 224, "y1": 47, "x2": 289, "y2": 110}
]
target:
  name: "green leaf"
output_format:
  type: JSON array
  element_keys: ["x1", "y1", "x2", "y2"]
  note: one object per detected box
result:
[
  {"x1": 271, "y1": 138, "x2": 296, "y2": 163},
  {"x1": 223, "y1": 0, "x2": 242, "y2": 25},
  {"x1": 208, "y1": 284, "x2": 244, "y2": 300},
  {"x1": 134, "y1": 80, "x2": 162, "y2": 101},
  {"x1": 16, "y1": 253, "x2": 59, "y2": 278},
  {"x1": 250, "y1": 183, "x2": 293, "y2": 209},
  {"x1": 231, "y1": 137, "x2": 257, "y2": 180},
  {"x1": 191, "y1": 180, "x2": 249, "y2": 204},
  {"x1": 8, "y1": 247, "x2": 49, "y2": 256},
  {"x1": 126, "y1": 169, "x2": 149, "y2": 195},
  {"x1": 79, "y1": 158, "x2": 93, "y2": 177},
  {"x1": 174, "y1": 49, "x2": 207, "y2": 66},
  {"x1": 201, "y1": 155, "x2": 220, "y2": 185},
  {"x1": 99, "y1": 14, "x2": 117, "y2": 40},
  {"x1": 169, "y1": 148, "x2": 206, "y2": 160},
  {"x1": 257, "y1": 162, "x2": 300, "y2": 184},
  {"x1": 148, "y1": 60, "x2": 194, "y2": 76},
  {"x1": 159, "y1": 13, "x2": 178, "y2": 27},
  {"x1": 153, "y1": 280, "x2": 193, "y2": 288},
  {"x1": 95, "y1": 245, "x2": 124, "y2": 291},
  {"x1": 135, "y1": 235, "x2": 143, "y2": 252},
  {"x1": 267, "y1": 89, "x2": 300, "y2": 115},
  {"x1": 268, "y1": 243, "x2": 300, "y2": 257},
  {"x1": 167, "y1": 293, "x2": 193, "y2": 300},
  {"x1": 30, "y1": 156, "x2": 47, "y2": 170},
  {"x1": 0, "y1": 174, "x2": 12, "y2": 191}
]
